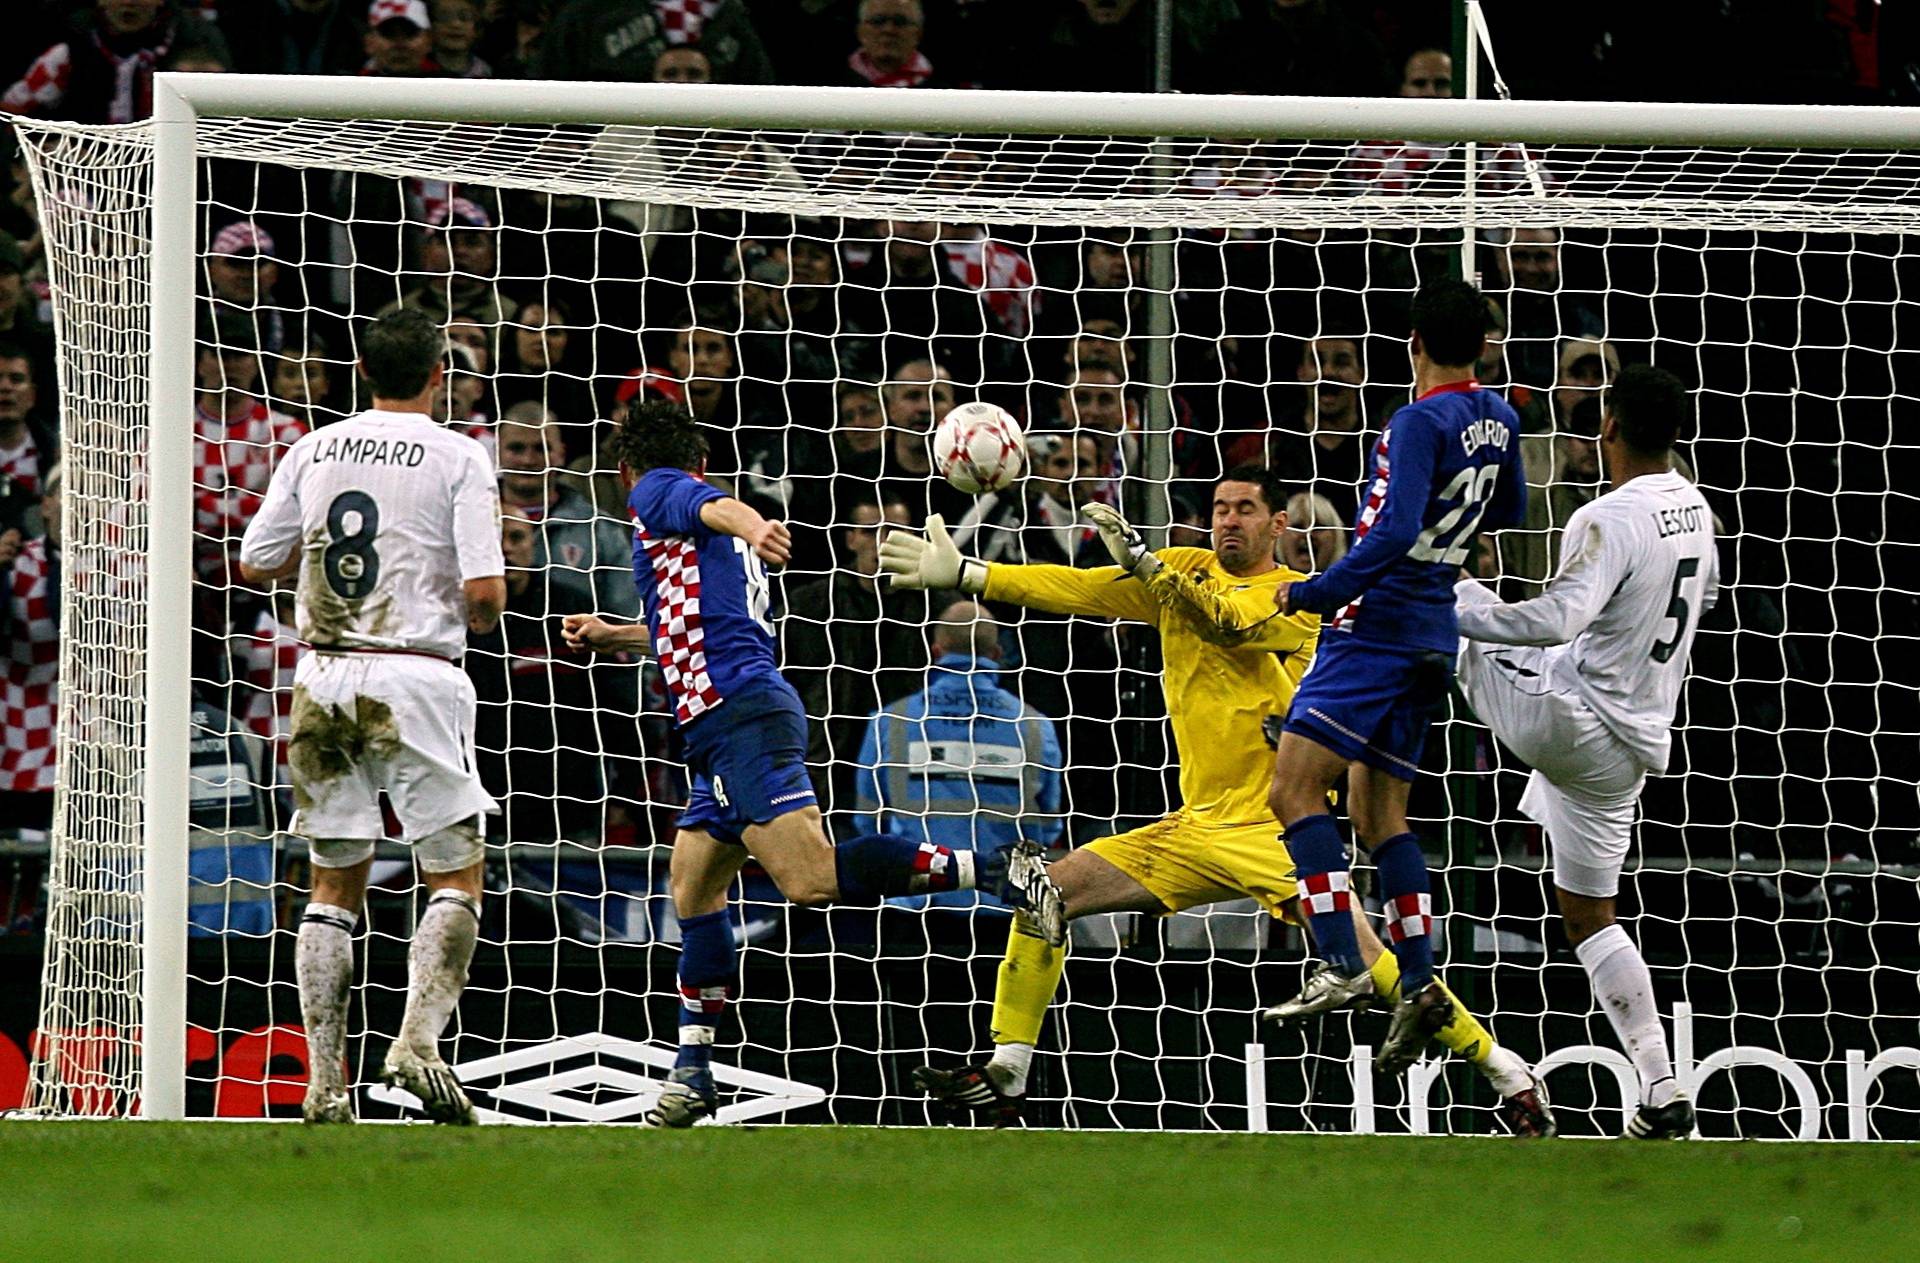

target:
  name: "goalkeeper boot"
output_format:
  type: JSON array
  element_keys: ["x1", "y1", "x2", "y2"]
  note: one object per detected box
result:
[
  {"x1": 1375, "y1": 981, "x2": 1455, "y2": 1078},
  {"x1": 1626, "y1": 1092, "x2": 1696, "y2": 1140},
  {"x1": 1500, "y1": 1072, "x2": 1559, "y2": 1139},
  {"x1": 381, "y1": 1044, "x2": 478, "y2": 1126},
  {"x1": 1262, "y1": 962, "x2": 1378, "y2": 1025},
  {"x1": 301, "y1": 1085, "x2": 356, "y2": 1125},
  {"x1": 643, "y1": 1066, "x2": 718, "y2": 1129},
  {"x1": 996, "y1": 842, "x2": 1068, "y2": 948},
  {"x1": 911, "y1": 1064, "x2": 1023, "y2": 1129}
]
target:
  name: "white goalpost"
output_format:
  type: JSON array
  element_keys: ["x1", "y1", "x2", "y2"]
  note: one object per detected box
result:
[{"x1": 11, "y1": 76, "x2": 1919, "y2": 1134}]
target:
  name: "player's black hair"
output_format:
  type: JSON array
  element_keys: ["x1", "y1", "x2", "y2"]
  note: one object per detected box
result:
[
  {"x1": 359, "y1": 308, "x2": 443, "y2": 400},
  {"x1": 1218, "y1": 464, "x2": 1291, "y2": 516},
  {"x1": 1606, "y1": 363, "x2": 1689, "y2": 457},
  {"x1": 610, "y1": 399, "x2": 710, "y2": 474},
  {"x1": 1410, "y1": 278, "x2": 1490, "y2": 368}
]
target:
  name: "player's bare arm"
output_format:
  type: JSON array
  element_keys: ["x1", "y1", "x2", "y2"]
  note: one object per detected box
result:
[
  {"x1": 464, "y1": 575, "x2": 506, "y2": 635},
  {"x1": 561, "y1": 612, "x2": 652, "y2": 654},
  {"x1": 698, "y1": 495, "x2": 791, "y2": 566},
  {"x1": 237, "y1": 551, "x2": 300, "y2": 585}
]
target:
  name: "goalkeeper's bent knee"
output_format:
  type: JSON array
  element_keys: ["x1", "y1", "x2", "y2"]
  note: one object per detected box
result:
[{"x1": 990, "y1": 916, "x2": 1067, "y2": 1048}]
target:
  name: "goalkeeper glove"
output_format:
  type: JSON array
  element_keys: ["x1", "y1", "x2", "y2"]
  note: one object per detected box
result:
[
  {"x1": 1081, "y1": 502, "x2": 1161, "y2": 579},
  {"x1": 877, "y1": 514, "x2": 987, "y2": 593}
]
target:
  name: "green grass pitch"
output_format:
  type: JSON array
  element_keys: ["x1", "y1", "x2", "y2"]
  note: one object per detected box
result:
[{"x1": 6, "y1": 1123, "x2": 1913, "y2": 1261}]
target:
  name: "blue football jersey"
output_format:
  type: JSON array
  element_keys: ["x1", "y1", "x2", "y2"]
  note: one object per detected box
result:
[
  {"x1": 628, "y1": 467, "x2": 785, "y2": 726},
  {"x1": 1288, "y1": 382, "x2": 1526, "y2": 652}
]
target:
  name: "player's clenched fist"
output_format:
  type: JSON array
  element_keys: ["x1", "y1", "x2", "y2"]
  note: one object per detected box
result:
[
  {"x1": 562, "y1": 612, "x2": 628, "y2": 654},
  {"x1": 748, "y1": 518, "x2": 792, "y2": 566}
]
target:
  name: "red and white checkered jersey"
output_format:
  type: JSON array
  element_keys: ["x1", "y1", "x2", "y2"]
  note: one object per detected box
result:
[
  {"x1": 238, "y1": 606, "x2": 303, "y2": 787},
  {"x1": 194, "y1": 400, "x2": 308, "y2": 573},
  {"x1": 1344, "y1": 140, "x2": 1551, "y2": 195},
  {"x1": 0, "y1": 430, "x2": 44, "y2": 497},
  {"x1": 2, "y1": 537, "x2": 59, "y2": 793},
  {"x1": 654, "y1": 0, "x2": 721, "y2": 44},
  {"x1": 239, "y1": 409, "x2": 505, "y2": 660}
]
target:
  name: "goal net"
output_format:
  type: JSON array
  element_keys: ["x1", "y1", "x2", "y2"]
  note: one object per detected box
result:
[{"x1": 11, "y1": 83, "x2": 1918, "y2": 1137}]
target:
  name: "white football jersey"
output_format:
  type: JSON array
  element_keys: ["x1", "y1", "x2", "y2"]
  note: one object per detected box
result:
[
  {"x1": 239, "y1": 409, "x2": 504, "y2": 660},
  {"x1": 1457, "y1": 470, "x2": 1718, "y2": 772}
]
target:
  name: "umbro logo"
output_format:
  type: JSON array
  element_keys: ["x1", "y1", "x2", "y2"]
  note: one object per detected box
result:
[{"x1": 365, "y1": 1033, "x2": 828, "y2": 1124}]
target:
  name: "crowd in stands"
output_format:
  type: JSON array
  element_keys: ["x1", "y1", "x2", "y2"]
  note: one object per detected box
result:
[{"x1": 1, "y1": 2, "x2": 1912, "y2": 937}]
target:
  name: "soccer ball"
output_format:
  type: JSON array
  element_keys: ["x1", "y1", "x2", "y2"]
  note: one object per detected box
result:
[{"x1": 933, "y1": 402, "x2": 1025, "y2": 494}]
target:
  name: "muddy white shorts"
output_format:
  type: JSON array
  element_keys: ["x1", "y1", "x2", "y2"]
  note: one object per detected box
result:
[
  {"x1": 288, "y1": 651, "x2": 496, "y2": 864},
  {"x1": 1456, "y1": 639, "x2": 1646, "y2": 899}
]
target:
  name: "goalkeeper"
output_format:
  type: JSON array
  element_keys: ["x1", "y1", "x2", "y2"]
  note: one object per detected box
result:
[{"x1": 880, "y1": 466, "x2": 1553, "y2": 1135}]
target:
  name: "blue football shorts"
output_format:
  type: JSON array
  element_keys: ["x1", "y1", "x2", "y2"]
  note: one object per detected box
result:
[
  {"x1": 677, "y1": 681, "x2": 818, "y2": 845},
  {"x1": 1283, "y1": 634, "x2": 1454, "y2": 782}
]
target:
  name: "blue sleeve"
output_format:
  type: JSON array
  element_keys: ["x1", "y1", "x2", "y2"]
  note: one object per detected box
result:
[
  {"x1": 851, "y1": 716, "x2": 883, "y2": 837},
  {"x1": 1288, "y1": 416, "x2": 1443, "y2": 615},
  {"x1": 630, "y1": 469, "x2": 725, "y2": 538}
]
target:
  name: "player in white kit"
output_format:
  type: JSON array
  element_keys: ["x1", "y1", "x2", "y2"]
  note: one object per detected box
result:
[
  {"x1": 1453, "y1": 363, "x2": 1716, "y2": 1140},
  {"x1": 238, "y1": 309, "x2": 507, "y2": 1125}
]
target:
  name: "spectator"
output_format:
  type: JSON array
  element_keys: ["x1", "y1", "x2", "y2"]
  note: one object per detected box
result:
[
  {"x1": 281, "y1": 0, "x2": 371, "y2": 76},
  {"x1": 844, "y1": 0, "x2": 947, "y2": 89},
  {"x1": 652, "y1": 43, "x2": 711, "y2": 83},
  {"x1": 1057, "y1": 365, "x2": 1136, "y2": 500},
  {"x1": 234, "y1": 585, "x2": 301, "y2": 806},
  {"x1": 831, "y1": 381, "x2": 887, "y2": 488},
  {"x1": 388, "y1": 197, "x2": 517, "y2": 327},
  {"x1": 877, "y1": 357, "x2": 974, "y2": 523},
  {"x1": 536, "y1": 0, "x2": 774, "y2": 85},
  {"x1": 1227, "y1": 0, "x2": 1392, "y2": 98},
  {"x1": 1505, "y1": 395, "x2": 1606, "y2": 596},
  {"x1": 191, "y1": 312, "x2": 307, "y2": 585},
  {"x1": 431, "y1": 0, "x2": 492, "y2": 76},
  {"x1": 1280, "y1": 489, "x2": 1348, "y2": 575},
  {"x1": 782, "y1": 499, "x2": 928, "y2": 811},
  {"x1": 362, "y1": 0, "x2": 440, "y2": 76},
  {"x1": 950, "y1": 432, "x2": 1098, "y2": 568},
  {"x1": 163, "y1": 35, "x2": 233, "y2": 74},
  {"x1": 853, "y1": 598, "x2": 1063, "y2": 909},
  {"x1": 498, "y1": 298, "x2": 596, "y2": 423},
  {"x1": 3, "y1": 1, "x2": 230, "y2": 124},
  {"x1": 839, "y1": 219, "x2": 1014, "y2": 388},
  {"x1": 0, "y1": 342, "x2": 55, "y2": 545},
  {"x1": 267, "y1": 337, "x2": 340, "y2": 428},
  {"x1": 203, "y1": 221, "x2": 284, "y2": 358},
  {"x1": 0, "y1": 461, "x2": 60, "y2": 837},
  {"x1": 494, "y1": 402, "x2": 638, "y2": 618},
  {"x1": 1228, "y1": 336, "x2": 1369, "y2": 525},
  {"x1": 1016, "y1": 0, "x2": 1238, "y2": 95},
  {"x1": 1487, "y1": 226, "x2": 1603, "y2": 392},
  {"x1": 468, "y1": 510, "x2": 640, "y2": 840}
]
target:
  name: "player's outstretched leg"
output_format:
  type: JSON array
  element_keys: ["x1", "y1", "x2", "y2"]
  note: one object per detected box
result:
[
  {"x1": 382, "y1": 841, "x2": 485, "y2": 1126},
  {"x1": 297, "y1": 894, "x2": 359, "y2": 1125},
  {"x1": 645, "y1": 907, "x2": 733, "y2": 1128}
]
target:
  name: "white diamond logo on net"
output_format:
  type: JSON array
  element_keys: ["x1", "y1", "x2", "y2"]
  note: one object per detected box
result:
[{"x1": 363, "y1": 1032, "x2": 827, "y2": 1125}]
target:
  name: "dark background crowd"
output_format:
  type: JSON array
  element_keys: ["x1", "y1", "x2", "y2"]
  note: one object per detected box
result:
[{"x1": 0, "y1": 0, "x2": 1916, "y2": 943}]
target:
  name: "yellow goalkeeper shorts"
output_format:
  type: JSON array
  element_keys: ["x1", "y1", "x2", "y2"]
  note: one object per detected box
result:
[{"x1": 1083, "y1": 811, "x2": 1300, "y2": 918}]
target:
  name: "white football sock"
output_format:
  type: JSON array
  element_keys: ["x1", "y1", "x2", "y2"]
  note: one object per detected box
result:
[
  {"x1": 297, "y1": 902, "x2": 357, "y2": 1094},
  {"x1": 1575, "y1": 923, "x2": 1678, "y2": 1107},
  {"x1": 1479, "y1": 1044, "x2": 1535, "y2": 1098},
  {"x1": 987, "y1": 1041, "x2": 1034, "y2": 1097},
  {"x1": 397, "y1": 889, "x2": 481, "y2": 1061}
]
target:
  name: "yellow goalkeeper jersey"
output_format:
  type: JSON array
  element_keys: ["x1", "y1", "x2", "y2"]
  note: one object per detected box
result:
[{"x1": 984, "y1": 547, "x2": 1317, "y2": 826}]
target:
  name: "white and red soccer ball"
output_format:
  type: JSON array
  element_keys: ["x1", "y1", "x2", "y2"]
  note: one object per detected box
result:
[{"x1": 933, "y1": 402, "x2": 1025, "y2": 494}]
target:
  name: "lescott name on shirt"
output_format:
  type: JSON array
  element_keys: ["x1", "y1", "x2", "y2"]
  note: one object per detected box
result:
[
  {"x1": 1653, "y1": 502, "x2": 1710, "y2": 538},
  {"x1": 310, "y1": 434, "x2": 428, "y2": 467},
  {"x1": 1460, "y1": 416, "x2": 1513, "y2": 456}
]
